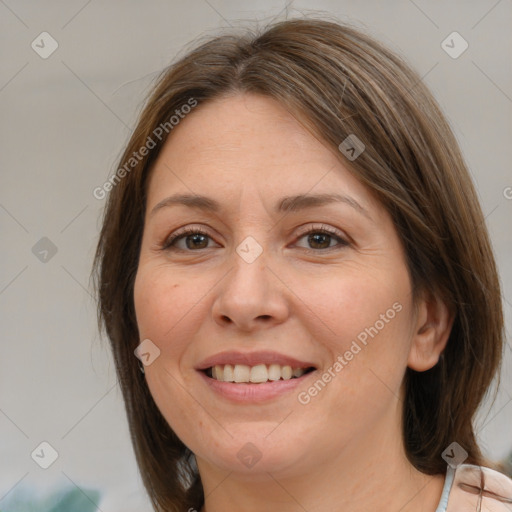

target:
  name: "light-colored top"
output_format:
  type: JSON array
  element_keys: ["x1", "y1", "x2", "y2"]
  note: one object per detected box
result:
[
  {"x1": 435, "y1": 464, "x2": 512, "y2": 511},
  {"x1": 435, "y1": 466, "x2": 456, "y2": 512}
]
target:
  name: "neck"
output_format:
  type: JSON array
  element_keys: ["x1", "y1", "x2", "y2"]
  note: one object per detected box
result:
[{"x1": 196, "y1": 412, "x2": 445, "y2": 512}]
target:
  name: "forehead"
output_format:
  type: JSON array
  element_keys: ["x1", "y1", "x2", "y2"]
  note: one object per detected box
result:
[
  {"x1": 157, "y1": 93, "x2": 330, "y2": 174},
  {"x1": 146, "y1": 93, "x2": 377, "y2": 213},
  {"x1": 155, "y1": 94, "x2": 348, "y2": 179}
]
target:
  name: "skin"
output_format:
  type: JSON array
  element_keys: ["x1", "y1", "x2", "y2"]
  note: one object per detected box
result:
[{"x1": 133, "y1": 93, "x2": 454, "y2": 512}]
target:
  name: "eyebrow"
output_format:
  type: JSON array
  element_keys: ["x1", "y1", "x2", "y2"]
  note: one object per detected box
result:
[{"x1": 150, "y1": 192, "x2": 371, "y2": 219}]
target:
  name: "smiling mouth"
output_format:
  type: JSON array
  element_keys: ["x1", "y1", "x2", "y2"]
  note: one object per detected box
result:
[{"x1": 202, "y1": 364, "x2": 316, "y2": 384}]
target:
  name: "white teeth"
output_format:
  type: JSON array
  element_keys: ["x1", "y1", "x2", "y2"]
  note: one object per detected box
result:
[
  {"x1": 292, "y1": 367, "x2": 305, "y2": 377},
  {"x1": 268, "y1": 364, "x2": 282, "y2": 381},
  {"x1": 233, "y1": 364, "x2": 250, "y2": 383},
  {"x1": 208, "y1": 363, "x2": 309, "y2": 383},
  {"x1": 212, "y1": 365, "x2": 224, "y2": 381},
  {"x1": 250, "y1": 364, "x2": 268, "y2": 383},
  {"x1": 223, "y1": 364, "x2": 234, "y2": 382},
  {"x1": 281, "y1": 365, "x2": 292, "y2": 380}
]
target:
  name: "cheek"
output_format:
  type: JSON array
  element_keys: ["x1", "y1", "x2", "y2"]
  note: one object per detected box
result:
[
  {"x1": 299, "y1": 264, "x2": 414, "y2": 396},
  {"x1": 134, "y1": 265, "x2": 195, "y2": 345},
  {"x1": 133, "y1": 262, "x2": 219, "y2": 389},
  {"x1": 305, "y1": 264, "x2": 411, "y2": 342},
  {"x1": 291, "y1": 269, "x2": 414, "y2": 440},
  {"x1": 133, "y1": 266, "x2": 204, "y2": 432}
]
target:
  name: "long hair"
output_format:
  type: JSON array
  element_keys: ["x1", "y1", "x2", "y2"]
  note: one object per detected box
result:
[{"x1": 92, "y1": 16, "x2": 504, "y2": 511}]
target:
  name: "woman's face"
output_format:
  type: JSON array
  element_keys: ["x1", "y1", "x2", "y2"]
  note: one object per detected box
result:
[{"x1": 134, "y1": 93, "x2": 420, "y2": 478}]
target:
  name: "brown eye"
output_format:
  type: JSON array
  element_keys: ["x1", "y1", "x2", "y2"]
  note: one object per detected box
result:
[
  {"x1": 162, "y1": 228, "x2": 216, "y2": 251},
  {"x1": 182, "y1": 233, "x2": 210, "y2": 250},
  {"x1": 294, "y1": 225, "x2": 350, "y2": 252},
  {"x1": 306, "y1": 232, "x2": 335, "y2": 250}
]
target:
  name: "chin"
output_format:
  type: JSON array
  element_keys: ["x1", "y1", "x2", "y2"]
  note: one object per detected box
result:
[{"x1": 196, "y1": 435, "x2": 309, "y2": 478}]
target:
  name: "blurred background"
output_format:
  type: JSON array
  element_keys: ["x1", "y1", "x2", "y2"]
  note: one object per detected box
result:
[{"x1": 1, "y1": 1, "x2": 511, "y2": 510}]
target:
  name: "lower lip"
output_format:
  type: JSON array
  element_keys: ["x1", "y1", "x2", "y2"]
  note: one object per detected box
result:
[{"x1": 197, "y1": 370, "x2": 316, "y2": 403}]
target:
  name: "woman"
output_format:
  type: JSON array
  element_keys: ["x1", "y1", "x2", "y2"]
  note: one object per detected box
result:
[{"x1": 93, "y1": 17, "x2": 512, "y2": 511}]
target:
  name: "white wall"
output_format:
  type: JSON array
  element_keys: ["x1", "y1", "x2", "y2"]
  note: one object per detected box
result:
[{"x1": 1, "y1": 1, "x2": 511, "y2": 510}]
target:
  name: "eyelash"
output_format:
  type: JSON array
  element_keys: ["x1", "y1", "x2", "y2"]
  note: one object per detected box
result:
[{"x1": 160, "y1": 224, "x2": 350, "y2": 253}]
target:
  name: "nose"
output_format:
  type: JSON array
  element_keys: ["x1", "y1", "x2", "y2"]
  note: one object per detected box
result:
[{"x1": 211, "y1": 246, "x2": 289, "y2": 332}]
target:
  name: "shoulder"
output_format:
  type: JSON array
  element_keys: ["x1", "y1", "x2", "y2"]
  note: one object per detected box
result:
[{"x1": 445, "y1": 464, "x2": 512, "y2": 511}]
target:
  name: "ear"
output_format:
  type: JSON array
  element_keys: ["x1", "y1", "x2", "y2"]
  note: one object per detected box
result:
[{"x1": 407, "y1": 290, "x2": 455, "y2": 372}]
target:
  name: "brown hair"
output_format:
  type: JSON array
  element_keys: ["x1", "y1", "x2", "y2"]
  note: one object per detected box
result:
[{"x1": 92, "y1": 15, "x2": 504, "y2": 512}]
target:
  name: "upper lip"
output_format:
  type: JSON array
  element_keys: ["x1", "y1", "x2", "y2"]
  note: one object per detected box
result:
[{"x1": 195, "y1": 350, "x2": 317, "y2": 371}]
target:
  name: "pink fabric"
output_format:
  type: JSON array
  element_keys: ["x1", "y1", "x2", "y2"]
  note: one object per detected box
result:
[{"x1": 445, "y1": 464, "x2": 512, "y2": 511}]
